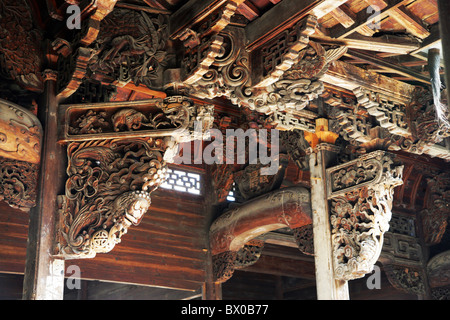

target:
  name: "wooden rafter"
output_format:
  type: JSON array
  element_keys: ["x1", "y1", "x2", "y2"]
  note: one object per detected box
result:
[
  {"x1": 245, "y1": 0, "x2": 351, "y2": 50},
  {"x1": 345, "y1": 49, "x2": 431, "y2": 84},
  {"x1": 328, "y1": 0, "x2": 413, "y2": 39}
]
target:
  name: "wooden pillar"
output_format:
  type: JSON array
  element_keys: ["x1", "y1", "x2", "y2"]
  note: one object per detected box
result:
[
  {"x1": 202, "y1": 165, "x2": 223, "y2": 300},
  {"x1": 309, "y1": 144, "x2": 349, "y2": 300},
  {"x1": 437, "y1": 0, "x2": 450, "y2": 105},
  {"x1": 22, "y1": 70, "x2": 66, "y2": 300}
]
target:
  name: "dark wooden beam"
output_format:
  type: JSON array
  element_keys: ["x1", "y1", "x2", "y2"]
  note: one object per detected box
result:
[
  {"x1": 169, "y1": 0, "x2": 227, "y2": 39},
  {"x1": 245, "y1": 0, "x2": 349, "y2": 51},
  {"x1": 437, "y1": 0, "x2": 450, "y2": 121},
  {"x1": 389, "y1": 5, "x2": 430, "y2": 39},
  {"x1": 328, "y1": 0, "x2": 410, "y2": 39},
  {"x1": 22, "y1": 71, "x2": 66, "y2": 300},
  {"x1": 242, "y1": 254, "x2": 316, "y2": 280},
  {"x1": 345, "y1": 49, "x2": 431, "y2": 84}
]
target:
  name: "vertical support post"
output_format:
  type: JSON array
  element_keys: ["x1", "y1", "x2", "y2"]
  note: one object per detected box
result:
[
  {"x1": 437, "y1": 0, "x2": 450, "y2": 106},
  {"x1": 22, "y1": 70, "x2": 66, "y2": 300},
  {"x1": 309, "y1": 144, "x2": 349, "y2": 300},
  {"x1": 202, "y1": 166, "x2": 223, "y2": 300}
]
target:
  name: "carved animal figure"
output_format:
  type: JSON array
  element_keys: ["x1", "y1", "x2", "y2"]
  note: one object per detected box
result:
[{"x1": 111, "y1": 108, "x2": 149, "y2": 131}]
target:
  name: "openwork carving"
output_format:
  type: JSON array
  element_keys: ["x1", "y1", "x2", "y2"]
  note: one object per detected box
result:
[
  {"x1": 56, "y1": 6, "x2": 169, "y2": 98},
  {"x1": 0, "y1": 99, "x2": 42, "y2": 211},
  {"x1": 420, "y1": 172, "x2": 450, "y2": 245},
  {"x1": 55, "y1": 138, "x2": 169, "y2": 259},
  {"x1": 383, "y1": 264, "x2": 426, "y2": 295},
  {"x1": 0, "y1": 0, "x2": 44, "y2": 92},
  {"x1": 379, "y1": 212, "x2": 426, "y2": 296},
  {"x1": 61, "y1": 96, "x2": 214, "y2": 143},
  {"x1": 213, "y1": 240, "x2": 264, "y2": 283},
  {"x1": 88, "y1": 9, "x2": 169, "y2": 88},
  {"x1": 181, "y1": 16, "x2": 346, "y2": 119},
  {"x1": 293, "y1": 224, "x2": 314, "y2": 256},
  {"x1": 233, "y1": 154, "x2": 289, "y2": 201},
  {"x1": 0, "y1": 157, "x2": 39, "y2": 212},
  {"x1": 408, "y1": 87, "x2": 450, "y2": 145},
  {"x1": 326, "y1": 151, "x2": 404, "y2": 280}
]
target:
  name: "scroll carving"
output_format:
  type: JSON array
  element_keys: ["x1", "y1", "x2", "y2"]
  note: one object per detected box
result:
[
  {"x1": 213, "y1": 240, "x2": 265, "y2": 283},
  {"x1": 56, "y1": 95, "x2": 214, "y2": 259},
  {"x1": 327, "y1": 151, "x2": 404, "y2": 280},
  {"x1": 55, "y1": 138, "x2": 169, "y2": 259},
  {"x1": 379, "y1": 213, "x2": 427, "y2": 296},
  {"x1": 181, "y1": 16, "x2": 346, "y2": 121},
  {"x1": 0, "y1": 0, "x2": 44, "y2": 92},
  {"x1": 61, "y1": 96, "x2": 214, "y2": 143},
  {"x1": 56, "y1": 5, "x2": 171, "y2": 99},
  {"x1": 0, "y1": 99, "x2": 42, "y2": 211},
  {"x1": 0, "y1": 157, "x2": 39, "y2": 212},
  {"x1": 420, "y1": 172, "x2": 450, "y2": 245}
]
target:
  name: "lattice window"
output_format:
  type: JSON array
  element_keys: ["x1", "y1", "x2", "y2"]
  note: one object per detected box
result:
[{"x1": 160, "y1": 168, "x2": 201, "y2": 195}]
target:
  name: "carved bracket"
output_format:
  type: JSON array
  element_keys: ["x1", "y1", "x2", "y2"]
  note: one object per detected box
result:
[
  {"x1": 326, "y1": 150, "x2": 404, "y2": 280},
  {"x1": 0, "y1": 99, "x2": 42, "y2": 211},
  {"x1": 55, "y1": 96, "x2": 214, "y2": 259},
  {"x1": 55, "y1": 138, "x2": 169, "y2": 259}
]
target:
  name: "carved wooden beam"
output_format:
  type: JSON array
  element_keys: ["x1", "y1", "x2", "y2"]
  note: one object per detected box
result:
[
  {"x1": 420, "y1": 171, "x2": 450, "y2": 246},
  {"x1": 169, "y1": 0, "x2": 245, "y2": 40},
  {"x1": 0, "y1": 99, "x2": 43, "y2": 211},
  {"x1": 210, "y1": 186, "x2": 313, "y2": 282},
  {"x1": 244, "y1": 0, "x2": 350, "y2": 51},
  {"x1": 59, "y1": 96, "x2": 214, "y2": 144},
  {"x1": 328, "y1": 0, "x2": 410, "y2": 39},
  {"x1": 54, "y1": 96, "x2": 214, "y2": 259},
  {"x1": 0, "y1": 0, "x2": 44, "y2": 92},
  {"x1": 379, "y1": 212, "x2": 428, "y2": 297},
  {"x1": 326, "y1": 150, "x2": 404, "y2": 280}
]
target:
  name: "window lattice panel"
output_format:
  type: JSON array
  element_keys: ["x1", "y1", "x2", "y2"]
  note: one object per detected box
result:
[{"x1": 160, "y1": 168, "x2": 201, "y2": 195}]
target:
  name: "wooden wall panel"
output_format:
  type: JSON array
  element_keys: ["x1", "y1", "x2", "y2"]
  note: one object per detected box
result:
[
  {"x1": 0, "y1": 202, "x2": 28, "y2": 274},
  {"x1": 0, "y1": 178, "x2": 208, "y2": 292},
  {"x1": 65, "y1": 189, "x2": 208, "y2": 291}
]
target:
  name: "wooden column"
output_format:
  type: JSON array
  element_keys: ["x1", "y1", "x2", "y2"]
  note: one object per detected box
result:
[
  {"x1": 437, "y1": 0, "x2": 450, "y2": 106},
  {"x1": 22, "y1": 70, "x2": 66, "y2": 300},
  {"x1": 309, "y1": 144, "x2": 349, "y2": 300},
  {"x1": 202, "y1": 166, "x2": 223, "y2": 300}
]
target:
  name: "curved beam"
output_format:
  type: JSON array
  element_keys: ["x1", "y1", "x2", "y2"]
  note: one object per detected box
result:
[
  {"x1": 210, "y1": 186, "x2": 312, "y2": 256},
  {"x1": 209, "y1": 186, "x2": 312, "y2": 282}
]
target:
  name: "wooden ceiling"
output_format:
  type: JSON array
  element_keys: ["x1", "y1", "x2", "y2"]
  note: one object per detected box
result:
[{"x1": 45, "y1": 0, "x2": 438, "y2": 107}]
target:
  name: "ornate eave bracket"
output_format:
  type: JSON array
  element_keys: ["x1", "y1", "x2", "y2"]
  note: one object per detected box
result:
[
  {"x1": 0, "y1": 99, "x2": 43, "y2": 212},
  {"x1": 55, "y1": 97, "x2": 214, "y2": 259},
  {"x1": 352, "y1": 86, "x2": 450, "y2": 161},
  {"x1": 179, "y1": 14, "x2": 346, "y2": 129},
  {"x1": 326, "y1": 150, "x2": 404, "y2": 280}
]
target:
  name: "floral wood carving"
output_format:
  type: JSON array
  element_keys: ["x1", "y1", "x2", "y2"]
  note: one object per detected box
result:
[
  {"x1": 55, "y1": 138, "x2": 169, "y2": 259},
  {"x1": 55, "y1": 0, "x2": 119, "y2": 99},
  {"x1": 326, "y1": 151, "x2": 404, "y2": 280},
  {"x1": 87, "y1": 9, "x2": 169, "y2": 88},
  {"x1": 0, "y1": 0, "x2": 44, "y2": 92},
  {"x1": 61, "y1": 96, "x2": 214, "y2": 143},
  {"x1": 420, "y1": 172, "x2": 450, "y2": 245},
  {"x1": 213, "y1": 240, "x2": 265, "y2": 283},
  {"x1": 0, "y1": 99, "x2": 42, "y2": 211},
  {"x1": 0, "y1": 157, "x2": 39, "y2": 212}
]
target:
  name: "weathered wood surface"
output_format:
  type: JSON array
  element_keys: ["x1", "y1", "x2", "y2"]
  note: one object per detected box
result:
[{"x1": 0, "y1": 186, "x2": 208, "y2": 291}]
